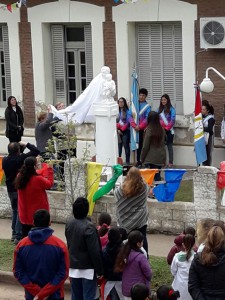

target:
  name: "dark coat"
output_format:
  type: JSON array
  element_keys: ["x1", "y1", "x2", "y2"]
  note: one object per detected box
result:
[
  {"x1": 102, "y1": 241, "x2": 123, "y2": 281},
  {"x1": 188, "y1": 246, "x2": 225, "y2": 300},
  {"x1": 2, "y1": 143, "x2": 40, "y2": 193},
  {"x1": 5, "y1": 106, "x2": 24, "y2": 140},
  {"x1": 140, "y1": 127, "x2": 166, "y2": 166},
  {"x1": 65, "y1": 217, "x2": 103, "y2": 276}
]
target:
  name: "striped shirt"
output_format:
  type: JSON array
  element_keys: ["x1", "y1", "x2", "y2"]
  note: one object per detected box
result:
[{"x1": 115, "y1": 184, "x2": 149, "y2": 232}]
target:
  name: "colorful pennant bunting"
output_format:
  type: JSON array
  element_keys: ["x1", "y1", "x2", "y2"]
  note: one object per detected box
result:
[{"x1": 0, "y1": 0, "x2": 26, "y2": 13}]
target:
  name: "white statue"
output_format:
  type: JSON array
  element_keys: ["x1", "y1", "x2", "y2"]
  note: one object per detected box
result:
[
  {"x1": 51, "y1": 66, "x2": 116, "y2": 123},
  {"x1": 101, "y1": 73, "x2": 116, "y2": 103}
]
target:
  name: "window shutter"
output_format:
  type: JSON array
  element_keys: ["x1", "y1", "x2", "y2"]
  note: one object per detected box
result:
[
  {"x1": 84, "y1": 24, "x2": 93, "y2": 86},
  {"x1": 173, "y1": 23, "x2": 183, "y2": 114},
  {"x1": 137, "y1": 22, "x2": 183, "y2": 113},
  {"x1": 150, "y1": 24, "x2": 163, "y2": 108},
  {"x1": 2, "y1": 25, "x2": 11, "y2": 101},
  {"x1": 137, "y1": 24, "x2": 151, "y2": 98},
  {"x1": 162, "y1": 24, "x2": 175, "y2": 102},
  {"x1": 51, "y1": 25, "x2": 66, "y2": 102}
]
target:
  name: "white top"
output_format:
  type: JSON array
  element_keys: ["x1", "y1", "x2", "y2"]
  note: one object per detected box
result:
[
  {"x1": 171, "y1": 251, "x2": 195, "y2": 300},
  {"x1": 104, "y1": 281, "x2": 124, "y2": 300},
  {"x1": 69, "y1": 268, "x2": 94, "y2": 280},
  {"x1": 221, "y1": 119, "x2": 225, "y2": 140}
]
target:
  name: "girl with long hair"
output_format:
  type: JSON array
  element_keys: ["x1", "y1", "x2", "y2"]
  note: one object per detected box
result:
[
  {"x1": 117, "y1": 97, "x2": 131, "y2": 164},
  {"x1": 171, "y1": 234, "x2": 195, "y2": 300},
  {"x1": 140, "y1": 111, "x2": 166, "y2": 181},
  {"x1": 188, "y1": 226, "x2": 225, "y2": 299},
  {"x1": 15, "y1": 156, "x2": 54, "y2": 237},
  {"x1": 114, "y1": 231, "x2": 152, "y2": 300},
  {"x1": 158, "y1": 94, "x2": 176, "y2": 167},
  {"x1": 5, "y1": 96, "x2": 24, "y2": 143},
  {"x1": 115, "y1": 167, "x2": 149, "y2": 254},
  {"x1": 202, "y1": 101, "x2": 215, "y2": 166}
]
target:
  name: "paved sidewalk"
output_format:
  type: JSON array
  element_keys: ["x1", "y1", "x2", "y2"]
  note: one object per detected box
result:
[{"x1": 0, "y1": 218, "x2": 175, "y2": 257}]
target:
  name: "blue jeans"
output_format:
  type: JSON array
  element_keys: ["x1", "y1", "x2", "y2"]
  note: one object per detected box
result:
[
  {"x1": 165, "y1": 130, "x2": 174, "y2": 164},
  {"x1": 70, "y1": 277, "x2": 97, "y2": 300},
  {"x1": 8, "y1": 192, "x2": 22, "y2": 239}
]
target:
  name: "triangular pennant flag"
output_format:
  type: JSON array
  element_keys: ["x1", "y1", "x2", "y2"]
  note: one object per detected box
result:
[
  {"x1": 7, "y1": 4, "x2": 12, "y2": 12},
  {"x1": 12, "y1": 3, "x2": 17, "y2": 10}
]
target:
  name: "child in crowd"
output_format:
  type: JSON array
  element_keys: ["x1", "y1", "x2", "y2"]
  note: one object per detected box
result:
[
  {"x1": 196, "y1": 218, "x2": 215, "y2": 252},
  {"x1": 115, "y1": 231, "x2": 152, "y2": 300},
  {"x1": 119, "y1": 227, "x2": 148, "y2": 258},
  {"x1": 152, "y1": 285, "x2": 180, "y2": 300},
  {"x1": 130, "y1": 283, "x2": 150, "y2": 300},
  {"x1": 118, "y1": 227, "x2": 128, "y2": 242},
  {"x1": 102, "y1": 227, "x2": 124, "y2": 300},
  {"x1": 97, "y1": 212, "x2": 112, "y2": 249},
  {"x1": 171, "y1": 234, "x2": 195, "y2": 300},
  {"x1": 167, "y1": 226, "x2": 197, "y2": 265}
]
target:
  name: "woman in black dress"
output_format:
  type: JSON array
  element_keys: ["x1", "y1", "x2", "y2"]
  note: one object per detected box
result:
[{"x1": 5, "y1": 96, "x2": 24, "y2": 142}]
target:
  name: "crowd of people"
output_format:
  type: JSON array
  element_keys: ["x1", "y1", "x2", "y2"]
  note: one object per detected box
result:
[
  {"x1": 117, "y1": 90, "x2": 176, "y2": 169},
  {"x1": 11, "y1": 197, "x2": 225, "y2": 300}
]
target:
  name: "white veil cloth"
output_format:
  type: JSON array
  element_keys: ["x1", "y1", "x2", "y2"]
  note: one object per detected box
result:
[{"x1": 50, "y1": 66, "x2": 116, "y2": 124}]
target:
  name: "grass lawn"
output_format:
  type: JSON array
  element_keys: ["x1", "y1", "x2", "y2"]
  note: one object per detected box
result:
[
  {"x1": 0, "y1": 239, "x2": 15, "y2": 272},
  {"x1": 0, "y1": 239, "x2": 173, "y2": 291},
  {"x1": 175, "y1": 180, "x2": 193, "y2": 202}
]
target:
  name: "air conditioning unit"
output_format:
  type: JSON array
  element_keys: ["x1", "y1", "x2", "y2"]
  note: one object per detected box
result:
[{"x1": 200, "y1": 17, "x2": 225, "y2": 49}]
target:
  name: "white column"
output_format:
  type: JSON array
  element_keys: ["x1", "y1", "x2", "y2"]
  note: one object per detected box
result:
[{"x1": 93, "y1": 102, "x2": 118, "y2": 166}]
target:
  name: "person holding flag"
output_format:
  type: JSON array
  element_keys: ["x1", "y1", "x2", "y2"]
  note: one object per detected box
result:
[
  {"x1": 130, "y1": 87, "x2": 151, "y2": 167},
  {"x1": 194, "y1": 85, "x2": 207, "y2": 165}
]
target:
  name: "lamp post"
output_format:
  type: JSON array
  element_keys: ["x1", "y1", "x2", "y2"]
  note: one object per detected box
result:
[{"x1": 200, "y1": 67, "x2": 225, "y2": 93}]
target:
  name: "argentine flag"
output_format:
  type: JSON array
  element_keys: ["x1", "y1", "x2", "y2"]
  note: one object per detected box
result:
[
  {"x1": 194, "y1": 85, "x2": 207, "y2": 164},
  {"x1": 130, "y1": 72, "x2": 139, "y2": 151}
]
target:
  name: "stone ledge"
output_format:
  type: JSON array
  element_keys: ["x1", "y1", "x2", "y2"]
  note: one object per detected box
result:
[
  {"x1": 0, "y1": 270, "x2": 71, "y2": 291},
  {"x1": 197, "y1": 166, "x2": 219, "y2": 174}
]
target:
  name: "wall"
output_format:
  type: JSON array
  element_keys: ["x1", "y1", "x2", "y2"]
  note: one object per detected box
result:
[
  {"x1": 28, "y1": 0, "x2": 105, "y2": 103},
  {"x1": 0, "y1": 6, "x2": 21, "y2": 118},
  {"x1": 113, "y1": 0, "x2": 197, "y2": 116},
  {"x1": 183, "y1": 0, "x2": 225, "y2": 136},
  {"x1": 0, "y1": 165, "x2": 224, "y2": 234}
]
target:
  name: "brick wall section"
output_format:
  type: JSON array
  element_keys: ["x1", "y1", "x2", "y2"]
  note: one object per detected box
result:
[
  {"x1": 183, "y1": 0, "x2": 225, "y2": 136},
  {"x1": 103, "y1": 5, "x2": 118, "y2": 91},
  {"x1": 19, "y1": 7, "x2": 36, "y2": 127},
  {"x1": 3, "y1": 0, "x2": 224, "y2": 132}
]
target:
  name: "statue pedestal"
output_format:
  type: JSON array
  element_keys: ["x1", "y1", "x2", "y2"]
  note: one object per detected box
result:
[{"x1": 93, "y1": 102, "x2": 118, "y2": 166}]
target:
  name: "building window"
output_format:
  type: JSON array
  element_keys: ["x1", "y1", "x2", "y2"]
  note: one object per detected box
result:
[
  {"x1": 51, "y1": 24, "x2": 93, "y2": 105},
  {"x1": 0, "y1": 25, "x2": 11, "y2": 108},
  {"x1": 137, "y1": 22, "x2": 183, "y2": 114}
]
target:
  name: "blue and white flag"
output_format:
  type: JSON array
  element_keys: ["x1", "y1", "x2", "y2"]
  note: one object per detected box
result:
[
  {"x1": 194, "y1": 85, "x2": 207, "y2": 164},
  {"x1": 130, "y1": 72, "x2": 139, "y2": 151}
]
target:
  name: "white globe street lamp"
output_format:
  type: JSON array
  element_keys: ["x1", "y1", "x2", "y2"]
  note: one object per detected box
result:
[{"x1": 200, "y1": 67, "x2": 225, "y2": 93}]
